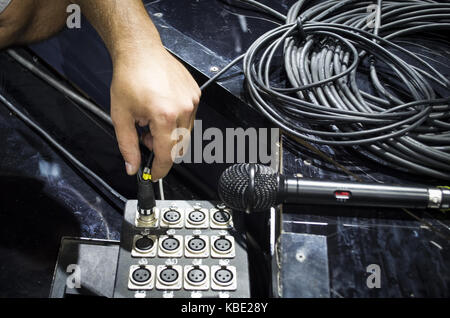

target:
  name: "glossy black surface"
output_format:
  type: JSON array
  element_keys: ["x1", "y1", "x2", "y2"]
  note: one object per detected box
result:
[
  {"x1": 0, "y1": 50, "x2": 200, "y2": 297},
  {"x1": 0, "y1": 83, "x2": 122, "y2": 296},
  {"x1": 2, "y1": 0, "x2": 449, "y2": 297},
  {"x1": 282, "y1": 206, "x2": 450, "y2": 297},
  {"x1": 50, "y1": 238, "x2": 120, "y2": 298},
  {"x1": 144, "y1": 0, "x2": 291, "y2": 61}
]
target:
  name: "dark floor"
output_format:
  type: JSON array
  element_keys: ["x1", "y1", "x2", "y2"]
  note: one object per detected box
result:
[{"x1": 0, "y1": 51, "x2": 201, "y2": 297}]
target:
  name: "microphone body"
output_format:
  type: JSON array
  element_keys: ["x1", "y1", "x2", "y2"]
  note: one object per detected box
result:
[
  {"x1": 279, "y1": 176, "x2": 445, "y2": 209},
  {"x1": 218, "y1": 164, "x2": 450, "y2": 211}
]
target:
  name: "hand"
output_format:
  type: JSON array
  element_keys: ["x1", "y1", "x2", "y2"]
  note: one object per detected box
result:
[{"x1": 110, "y1": 43, "x2": 201, "y2": 180}]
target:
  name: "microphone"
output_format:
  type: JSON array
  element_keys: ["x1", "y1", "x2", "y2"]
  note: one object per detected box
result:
[{"x1": 218, "y1": 163, "x2": 450, "y2": 212}]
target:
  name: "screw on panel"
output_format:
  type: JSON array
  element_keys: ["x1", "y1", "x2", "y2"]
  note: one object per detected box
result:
[{"x1": 296, "y1": 250, "x2": 306, "y2": 262}]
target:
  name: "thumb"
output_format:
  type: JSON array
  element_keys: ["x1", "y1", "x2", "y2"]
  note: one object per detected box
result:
[{"x1": 112, "y1": 111, "x2": 141, "y2": 175}]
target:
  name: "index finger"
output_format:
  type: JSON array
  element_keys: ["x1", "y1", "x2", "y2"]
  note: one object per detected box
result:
[{"x1": 149, "y1": 120, "x2": 178, "y2": 181}]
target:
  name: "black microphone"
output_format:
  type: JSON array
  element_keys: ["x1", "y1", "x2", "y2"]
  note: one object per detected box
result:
[{"x1": 218, "y1": 163, "x2": 450, "y2": 212}]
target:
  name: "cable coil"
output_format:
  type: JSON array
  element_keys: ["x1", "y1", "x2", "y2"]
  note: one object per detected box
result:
[{"x1": 225, "y1": 0, "x2": 450, "y2": 180}]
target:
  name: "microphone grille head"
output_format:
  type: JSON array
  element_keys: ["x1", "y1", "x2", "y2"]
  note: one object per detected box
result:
[{"x1": 218, "y1": 163, "x2": 278, "y2": 211}]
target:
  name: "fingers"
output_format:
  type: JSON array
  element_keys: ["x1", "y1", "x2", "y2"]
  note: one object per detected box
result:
[
  {"x1": 150, "y1": 115, "x2": 178, "y2": 181},
  {"x1": 112, "y1": 110, "x2": 141, "y2": 175},
  {"x1": 148, "y1": 95, "x2": 198, "y2": 180},
  {"x1": 177, "y1": 103, "x2": 195, "y2": 133},
  {"x1": 174, "y1": 101, "x2": 197, "y2": 160},
  {"x1": 141, "y1": 131, "x2": 153, "y2": 150},
  {"x1": 110, "y1": 47, "x2": 201, "y2": 179},
  {"x1": 188, "y1": 92, "x2": 200, "y2": 131},
  {"x1": 113, "y1": 98, "x2": 198, "y2": 179}
]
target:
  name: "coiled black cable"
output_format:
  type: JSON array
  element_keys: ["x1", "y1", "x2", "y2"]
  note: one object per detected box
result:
[{"x1": 217, "y1": 0, "x2": 450, "y2": 180}]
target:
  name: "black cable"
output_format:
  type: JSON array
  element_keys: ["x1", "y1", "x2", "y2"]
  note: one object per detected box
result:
[
  {"x1": 6, "y1": 49, "x2": 113, "y2": 126},
  {"x1": 0, "y1": 91, "x2": 128, "y2": 206},
  {"x1": 218, "y1": 0, "x2": 287, "y2": 22},
  {"x1": 203, "y1": 0, "x2": 450, "y2": 181}
]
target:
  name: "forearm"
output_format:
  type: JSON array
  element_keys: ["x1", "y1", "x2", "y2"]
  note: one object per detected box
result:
[
  {"x1": 71, "y1": 0, "x2": 163, "y2": 61},
  {"x1": 0, "y1": 0, "x2": 70, "y2": 48},
  {"x1": 1, "y1": 0, "x2": 199, "y2": 179}
]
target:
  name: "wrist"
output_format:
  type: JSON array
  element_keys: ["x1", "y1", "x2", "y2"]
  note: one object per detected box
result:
[{"x1": 111, "y1": 36, "x2": 166, "y2": 66}]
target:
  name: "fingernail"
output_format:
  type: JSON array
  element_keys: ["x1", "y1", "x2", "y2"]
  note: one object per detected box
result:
[{"x1": 125, "y1": 162, "x2": 134, "y2": 175}]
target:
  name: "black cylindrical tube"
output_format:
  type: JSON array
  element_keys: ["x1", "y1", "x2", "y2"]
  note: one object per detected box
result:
[
  {"x1": 137, "y1": 176, "x2": 156, "y2": 215},
  {"x1": 279, "y1": 177, "x2": 430, "y2": 209}
]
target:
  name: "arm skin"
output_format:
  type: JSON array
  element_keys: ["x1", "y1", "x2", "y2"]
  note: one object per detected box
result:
[
  {"x1": 0, "y1": 0, "x2": 200, "y2": 180},
  {"x1": 0, "y1": 0, "x2": 71, "y2": 46},
  {"x1": 73, "y1": 0, "x2": 201, "y2": 179}
]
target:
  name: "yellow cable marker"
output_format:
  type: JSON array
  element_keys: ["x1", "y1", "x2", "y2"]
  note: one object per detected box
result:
[{"x1": 142, "y1": 166, "x2": 152, "y2": 181}]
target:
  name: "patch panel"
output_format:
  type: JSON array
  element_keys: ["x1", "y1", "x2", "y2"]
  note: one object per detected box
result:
[{"x1": 113, "y1": 200, "x2": 250, "y2": 298}]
